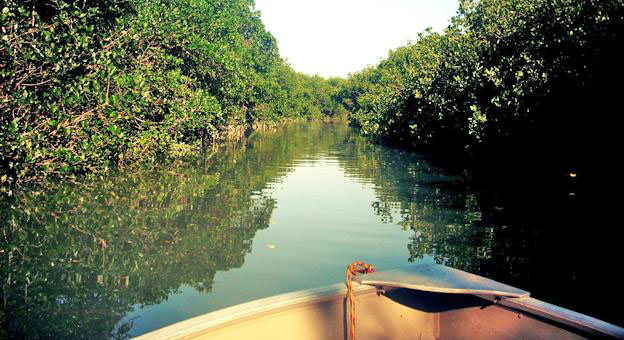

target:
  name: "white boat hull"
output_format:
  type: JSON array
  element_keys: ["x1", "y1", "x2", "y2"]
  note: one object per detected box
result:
[{"x1": 136, "y1": 283, "x2": 622, "y2": 339}]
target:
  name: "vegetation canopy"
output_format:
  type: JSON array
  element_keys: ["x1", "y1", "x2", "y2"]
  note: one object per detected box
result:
[
  {"x1": 340, "y1": 0, "x2": 623, "y2": 175},
  {"x1": 0, "y1": 0, "x2": 347, "y2": 195}
]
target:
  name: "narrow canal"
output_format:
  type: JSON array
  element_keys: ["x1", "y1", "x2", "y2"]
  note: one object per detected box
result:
[{"x1": 1, "y1": 121, "x2": 620, "y2": 338}]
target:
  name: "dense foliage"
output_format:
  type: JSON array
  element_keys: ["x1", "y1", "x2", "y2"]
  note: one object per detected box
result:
[
  {"x1": 343, "y1": 0, "x2": 623, "y2": 170},
  {"x1": 0, "y1": 0, "x2": 346, "y2": 195}
]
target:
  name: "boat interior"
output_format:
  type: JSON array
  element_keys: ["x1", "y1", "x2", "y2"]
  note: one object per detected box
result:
[
  {"x1": 138, "y1": 265, "x2": 623, "y2": 339},
  {"x1": 139, "y1": 284, "x2": 601, "y2": 339}
]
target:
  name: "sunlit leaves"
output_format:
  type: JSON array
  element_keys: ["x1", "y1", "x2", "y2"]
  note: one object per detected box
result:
[{"x1": 0, "y1": 0, "x2": 343, "y2": 196}]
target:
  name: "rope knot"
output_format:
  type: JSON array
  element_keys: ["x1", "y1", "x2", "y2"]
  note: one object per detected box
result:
[{"x1": 346, "y1": 261, "x2": 375, "y2": 340}]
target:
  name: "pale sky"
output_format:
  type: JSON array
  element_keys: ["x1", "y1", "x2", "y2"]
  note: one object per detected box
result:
[{"x1": 254, "y1": 0, "x2": 459, "y2": 78}]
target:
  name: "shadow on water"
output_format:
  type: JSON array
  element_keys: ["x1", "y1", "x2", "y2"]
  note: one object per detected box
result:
[
  {"x1": 1, "y1": 120, "x2": 621, "y2": 338},
  {"x1": 337, "y1": 129, "x2": 622, "y2": 327}
]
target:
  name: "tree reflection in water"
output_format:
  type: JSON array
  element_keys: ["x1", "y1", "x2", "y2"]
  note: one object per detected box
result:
[
  {"x1": 0, "y1": 122, "x2": 340, "y2": 338},
  {"x1": 1, "y1": 121, "x2": 621, "y2": 338},
  {"x1": 338, "y1": 130, "x2": 621, "y2": 327}
]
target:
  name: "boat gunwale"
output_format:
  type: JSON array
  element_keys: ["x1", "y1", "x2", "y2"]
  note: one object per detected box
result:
[
  {"x1": 475, "y1": 294, "x2": 624, "y2": 339},
  {"x1": 136, "y1": 266, "x2": 624, "y2": 339},
  {"x1": 134, "y1": 282, "x2": 377, "y2": 339}
]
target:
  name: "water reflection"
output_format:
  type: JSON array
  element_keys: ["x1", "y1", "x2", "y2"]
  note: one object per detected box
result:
[
  {"x1": 333, "y1": 128, "x2": 621, "y2": 326},
  {"x1": 1, "y1": 160, "x2": 277, "y2": 338},
  {"x1": 0, "y1": 122, "x2": 365, "y2": 338},
  {"x1": 336, "y1": 134, "x2": 490, "y2": 270},
  {"x1": 1, "y1": 121, "x2": 621, "y2": 338}
]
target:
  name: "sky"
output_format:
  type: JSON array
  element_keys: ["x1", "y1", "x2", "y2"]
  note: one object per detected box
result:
[{"x1": 254, "y1": 0, "x2": 460, "y2": 78}]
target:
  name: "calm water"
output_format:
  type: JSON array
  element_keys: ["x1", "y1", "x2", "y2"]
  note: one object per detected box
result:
[{"x1": 1, "y1": 121, "x2": 621, "y2": 338}]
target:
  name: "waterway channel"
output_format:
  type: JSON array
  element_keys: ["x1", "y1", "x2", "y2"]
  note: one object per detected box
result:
[{"x1": 1, "y1": 121, "x2": 620, "y2": 338}]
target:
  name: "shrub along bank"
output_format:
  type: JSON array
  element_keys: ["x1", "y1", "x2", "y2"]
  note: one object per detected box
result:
[
  {"x1": 0, "y1": 0, "x2": 347, "y2": 195},
  {"x1": 341, "y1": 0, "x2": 623, "y2": 175}
]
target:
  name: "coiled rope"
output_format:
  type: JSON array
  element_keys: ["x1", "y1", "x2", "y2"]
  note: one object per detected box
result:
[{"x1": 346, "y1": 261, "x2": 375, "y2": 340}]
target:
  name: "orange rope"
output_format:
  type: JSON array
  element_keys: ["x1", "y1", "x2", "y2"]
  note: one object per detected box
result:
[{"x1": 346, "y1": 261, "x2": 375, "y2": 340}]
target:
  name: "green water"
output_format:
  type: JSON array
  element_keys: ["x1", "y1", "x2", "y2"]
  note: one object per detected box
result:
[{"x1": 1, "y1": 121, "x2": 621, "y2": 338}]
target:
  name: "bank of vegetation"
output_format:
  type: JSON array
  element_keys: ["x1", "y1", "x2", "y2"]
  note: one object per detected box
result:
[
  {"x1": 341, "y1": 0, "x2": 622, "y2": 176},
  {"x1": 0, "y1": 0, "x2": 346, "y2": 195}
]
